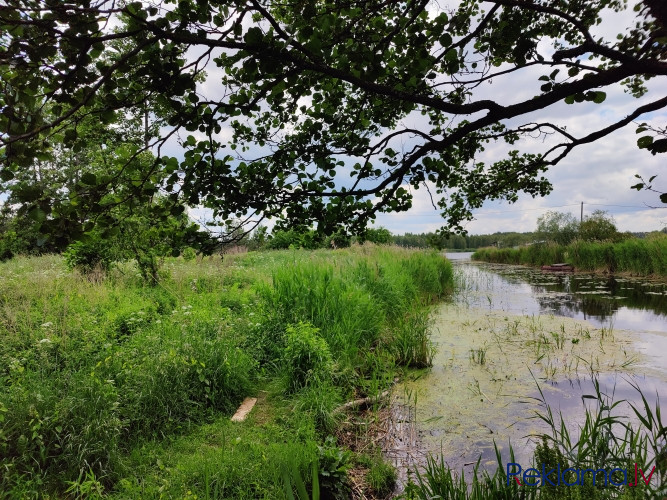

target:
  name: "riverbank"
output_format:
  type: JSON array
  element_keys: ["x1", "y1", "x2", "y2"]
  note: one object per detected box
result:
[
  {"x1": 0, "y1": 246, "x2": 453, "y2": 498},
  {"x1": 472, "y1": 237, "x2": 667, "y2": 276}
]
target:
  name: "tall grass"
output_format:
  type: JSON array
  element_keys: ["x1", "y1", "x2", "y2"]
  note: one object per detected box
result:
[
  {"x1": 472, "y1": 236, "x2": 667, "y2": 276},
  {"x1": 0, "y1": 245, "x2": 453, "y2": 497}
]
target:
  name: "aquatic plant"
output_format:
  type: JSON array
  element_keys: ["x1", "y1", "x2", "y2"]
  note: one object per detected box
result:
[
  {"x1": 470, "y1": 346, "x2": 488, "y2": 365},
  {"x1": 472, "y1": 237, "x2": 667, "y2": 276},
  {"x1": 406, "y1": 374, "x2": 667, "y2": 499}
]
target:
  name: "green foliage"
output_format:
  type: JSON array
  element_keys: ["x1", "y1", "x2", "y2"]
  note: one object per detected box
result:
[
  {"x1": 324, "y1": 229, "x2": 351, "y2": 249},
  {"x1": 0, "y1": 202, "x2": 54, "y2": 260},
  {"x1": 537, "y1": 211, "x2": 580, "y2": 245},
  {"x1": 1, "y1": 372, "x2": 122, "y2": 491},
  {"x1": 579, "y1": 210, "x2": 620, "y2": 242},
  {"x1": 392, "y1": 231, "x2": 537, "y2": 250},
  {"x1": 267, "y1": 229, "x2": 323, "y2": 250},
  {"x1": 181, "y1": 246, "x2": 197, "y2": 261},
  {"x1": 405, "y1": 447, "x2": 526, "y2": 500},
  {"x1": 283, "y1": 322, "x2": 334, "y2": 393},
  {"x1": 63, "y1": 232, "x2": 117, "y2": 273},
  {"x1": 406, "y1": 374, "x2": 667, "y2": 498},
  {"x1": 361, "y1": 227, "x2": 392, "y2": 245},
  {"x1": 2, "y1": 1, "x2": 664, "y2": 238},
  {"x1": 294, "y1": 382, "x2": 343, "y2": 435},
  {"x1": 473, "y1": 237, "x2": 667, "y2": 275},
  {"x1": 317, "y1": 436, "x2": 352, "y2": 500},
  {"x1": 362, "y1": 453, "x2": 397, "y2": 497},
  {"x1": 266, "y1": 261, "x2": 384, "y2": 358},
  {"x1": 247, "y1": 225, "x2": 268, "y2": 251},
  {"x1": 0, "y1": 247, "x2": 454, "y2": 497},
  {"x1": 283, "y1": 458, "x2": 321, "y2": 500},
  {"x1": 392, "y1": 312, "x2": 435, "y2": 368}
]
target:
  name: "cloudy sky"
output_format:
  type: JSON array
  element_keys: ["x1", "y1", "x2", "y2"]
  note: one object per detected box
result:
[
  {"x1": 181, "y1": 1, "x2": 667, "y2": 236},
  {"x1": 372, "y1": 79, "x2": 667, "y2": 235},
  {"x1": 372, "y1": 1, "x2": 667, "y2": 235}
]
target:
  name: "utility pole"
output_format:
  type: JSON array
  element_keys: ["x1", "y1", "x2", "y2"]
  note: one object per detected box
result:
[
  {"x1": 580, "y1": 201, "x2": 583, "y2": 223},
  {"x1": 144, "y1": 106, "x2": 149, "y2": 150}
]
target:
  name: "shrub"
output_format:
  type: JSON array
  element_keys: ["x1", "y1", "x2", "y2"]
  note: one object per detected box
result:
[
  {"x1": 283, "y1": 322, "x2": 334, "y2": 393},
  {"x1": 63, "y1": 234, "x2": 117, "y2": 274},
  {"x1": 324, "y1": 229, "x2": 351, "y2": 249},
  {"x1": 181, "y1": 246, "x2": 197, "y2": 261},
  {"x1": 362, "y1": 227, "x2": 392, "y2": 245},
  {"x1": 317, "y1": 436, "x2": 352, "y2": 500}
]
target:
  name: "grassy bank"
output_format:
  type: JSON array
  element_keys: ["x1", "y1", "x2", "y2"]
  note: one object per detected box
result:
[
  {"x1": 0, "y1": 245, "x2": 452, "y2": 498},
  {"x1": 471, "y1": 236, "x2": 667, "y2": 276}
]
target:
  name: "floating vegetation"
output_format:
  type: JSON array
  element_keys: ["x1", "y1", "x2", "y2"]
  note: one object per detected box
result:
[
  {"x1": 396, "y1": 256, "x2": 667, "y2": 480},
  {"x1": 397, "y1": 303, "x2": 645, "y2": 473}
]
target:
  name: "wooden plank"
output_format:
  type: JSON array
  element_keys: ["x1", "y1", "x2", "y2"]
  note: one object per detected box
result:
[{"x1": 231, "y1": 397, "x2": 258, "y2": 422}]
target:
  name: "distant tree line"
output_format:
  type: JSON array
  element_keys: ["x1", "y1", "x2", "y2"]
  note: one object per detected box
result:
[{"x1": 392, "y1": 232, "x2": 536, "y2": 250}]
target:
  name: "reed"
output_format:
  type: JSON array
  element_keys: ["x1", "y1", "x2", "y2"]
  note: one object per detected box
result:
[{"x1": 472, "y1": 236, "x2": 667, "y2": 276}]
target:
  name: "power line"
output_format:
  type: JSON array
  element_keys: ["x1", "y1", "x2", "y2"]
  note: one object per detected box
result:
[
  {"x1": 386, "y1": 203, "x2": 581, "y2": 217},
  {"x1": 587, "y1": 203, "x2": 666, "y2": 209}
]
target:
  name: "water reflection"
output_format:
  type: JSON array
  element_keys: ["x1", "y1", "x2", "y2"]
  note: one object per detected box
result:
[
  {"x1": 389, "y1": 254, "x2": 667, "y2": 477},
  {"x1": 448, "y1": 253, "x2": 667, "y2": 334}
]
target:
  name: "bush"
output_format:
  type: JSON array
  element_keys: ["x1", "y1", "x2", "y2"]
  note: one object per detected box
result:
[
  {"x1": 579, "y1": 210, "x2": 619, "y2": 242},
  {"x1": 63, "y1": 234, "x2": 117, "y2": 274},
  {"x1": 324, "y1": 229, "x2": 351, "y2": 249},
  {"x1": 267, "y1": 229, "x2": 323, "y2": 250},
  {"x1": 181, "y1": 246, "x2": 197, "y2": 261},
  {"x1": 283, "y1": 322, "x2": 334, "y2": 393},
  {"x1": 362, "y1": 227, "x2": 392, "y2": 245},
  {"x1": 317, "y1": 436, "x2": 352, "y2": 500}
]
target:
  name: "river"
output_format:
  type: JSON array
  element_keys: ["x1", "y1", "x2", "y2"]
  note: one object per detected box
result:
[{"x1": 389, "y1": 252, "x2": 667, "y2": 481}]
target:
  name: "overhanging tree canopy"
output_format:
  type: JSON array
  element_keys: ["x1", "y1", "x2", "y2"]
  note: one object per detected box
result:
[{"x1": 1, "y1": 0, "x2": 666, "y2": 239}]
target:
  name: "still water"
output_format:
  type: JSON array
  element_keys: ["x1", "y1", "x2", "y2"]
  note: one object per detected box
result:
[
  {"x1": 391, "y1": 253, "x2": 667, "y2": 478},
  {"x1": 449, "y1": 252, "x2": 667, "y2": 374}
]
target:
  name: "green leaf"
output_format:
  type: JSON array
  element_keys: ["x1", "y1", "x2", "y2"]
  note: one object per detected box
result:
[
  {"x1": 28, "y1": 207, "x2": 47, "y2": 222},
  {"x1": 245, "y1": 27, "x2": 263, "y2": 45},
  {"x1": 637, "y1": 136, "x2": 653, "y2": 149},
  {"x1": 0, "y1": 169, "x2": 14, "y2": 181},
  {"x1": 439, "y1": 33, "x2": 452, "y2": 47},
  {"x1": 170, "y1": 204, "x2": 185, "y2": 216},
  {"x1": 81, "y1": 173, "x2": 97, "y2": 185},
  {"x1": 648, "y1": 139, "x2": 667, "y2": 155},
  {"x1": 592, "y1": 91, "x2": 606, "y2": 104},
  {"x1": 660, "y1": 193, "x2": 667, "y2": 204}
]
